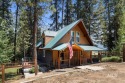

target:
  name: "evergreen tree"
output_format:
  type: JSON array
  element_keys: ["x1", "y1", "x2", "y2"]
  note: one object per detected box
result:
[
  {"x1": 63, "y1": 0, "x2": 74, "y2": 25},
  {"x1": 0, "y1": 0, "x2": 14, "y2": 63},
  {"x1": 90, "y1": 0, "x2": 106, "y2": 46},
  {"x1": 74, "y1": 0, "x2": 97, "y2": 35},
  {"x1": 17, "y1": 9, "x2": 31, "y2": 59},
  {"x1": 0, "y1": 18, "x2": 13, "y2": 64},
  {"x1": 113, "y1": 0, "x2": 125, "y2": 52},
  {"x1": 16, "y1": 0, "x2": 53, "y2": 59},
  {"x1": 50, "y1": 0, "x2": 61, "y2": 31}
]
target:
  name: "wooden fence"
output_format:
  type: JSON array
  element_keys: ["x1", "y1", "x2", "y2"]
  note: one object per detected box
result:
[{"x1": 0, "y1": 62, "x2": 34, "y2": 83}]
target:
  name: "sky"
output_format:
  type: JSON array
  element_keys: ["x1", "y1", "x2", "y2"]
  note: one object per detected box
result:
[{"x1": 10, "y1": 2, "x2": 52, "y2": 29}]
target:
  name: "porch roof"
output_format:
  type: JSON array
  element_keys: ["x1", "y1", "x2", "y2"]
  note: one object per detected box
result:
[
  {"x1": 52, "y1": 43, "x2": 104, "y2": 51},
  {"x1": 79, "y1": 45, "x2": 104, "y2": 51},
  {"x1": 52, "y1": 43, "x2": 68, "y2": 51}
]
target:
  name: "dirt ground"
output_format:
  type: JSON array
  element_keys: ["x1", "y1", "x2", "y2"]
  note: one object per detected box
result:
[{"x1": 12, "y1": 62, "x2": 125, "y2": 83}]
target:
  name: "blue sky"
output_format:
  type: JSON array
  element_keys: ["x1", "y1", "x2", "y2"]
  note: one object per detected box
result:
[{"x1": 10, "y1": 2, "x2": 52, "y2": 29}]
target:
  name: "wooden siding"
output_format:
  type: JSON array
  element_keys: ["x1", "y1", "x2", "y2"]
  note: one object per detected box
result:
[
  {"x1": 42, "y1": 33, "x2": 54, "y2": 46},
  {"x1": 52, "y1": 51, "x2": 58, "y2": 66},
  {"x1": 72, "y1": 25, "x2": 90, "y2": 44},
  {"x1": 56, "y1": 25, "x2": 90, "y2": 46},
  {"x1": 45, "y1": 36, "x2": 54, "y2": 45}
]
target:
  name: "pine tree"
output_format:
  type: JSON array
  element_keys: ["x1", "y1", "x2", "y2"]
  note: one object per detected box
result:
[
  {"x1": 0, "y1": 18, "x2": 13, "y2": 64},
  {"x1": 50, "y1": 0, "x2": 61, "y2": 31},
  {"x1": 113, "y1": 0, "x2": 125, "y2": 52},
  {"x1": 16, "y1": 0, "x2": 53, "y2": 59},
  {"x1": 90, "y1": 0, "x2": 106, "y2": 46},
  {"x1": 17, "y1": 9, "x2": 31, "y2": 59},
  {"x1": 0, "y1": 0, "x2": 14, "y2": 63},
  {"x1": 74, "y1": 0, "x2": 97, "y2": 35},
  {"x1": 63, "y1": 0, "x2": 74, "y2": 25}
]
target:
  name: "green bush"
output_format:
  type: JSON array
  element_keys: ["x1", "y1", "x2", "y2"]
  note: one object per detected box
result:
[
  {"x1": 101, "y1": 57, "x2": 109, "y2": 62},
  {"x1": 29, "y1": 65, "x2": 39, "y2": 73},
  {"x1": 29, "y1": 67, "x2": 35, "y2": 73},
  {"x1": 102, "y1": 56, "x2": 122, "y2": 62}
]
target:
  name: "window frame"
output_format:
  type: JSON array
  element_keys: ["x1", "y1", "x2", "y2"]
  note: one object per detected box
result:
[
  {"x1": 76, "y1": 31, "x2": 80, "y2": 42},
  {"x1": 71, "y1": 31, "x2": 75, "y2": 43}
]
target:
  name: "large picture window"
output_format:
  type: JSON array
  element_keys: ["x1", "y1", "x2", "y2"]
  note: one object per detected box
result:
[
  {"x1": 76, "y1": 32, "x2": 80, "y2": 42},
  {"x1": 71, "y1": 31, "x2": 75, "y2": 43}
]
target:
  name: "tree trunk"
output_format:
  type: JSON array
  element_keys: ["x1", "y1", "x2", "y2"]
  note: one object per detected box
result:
[
  {"x1": 55, "y1": 0, "x2": 58, "y2": 31},
  {"x1": 14, "y1": 2, "x2": 19, "y2": 62},
  {"x1": 33, "y1": 0, "x2": 38, "y2": 75},
  {"x1": 62, "y1": 0, "x2": 64, "y2": 28},
  {"x1": 2, "y1": 0, "x2": 4, "y2": 18},
  {"x1": 66, "y1": 0, "x2": 69, "y2": 25}
]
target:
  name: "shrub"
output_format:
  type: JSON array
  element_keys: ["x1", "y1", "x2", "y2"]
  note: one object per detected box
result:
[
  {"x1": 29, "y1": 67, "x2": 35, "y2": 73},
  {"x1": 29, "y1": 65, "x2": 39, "y2": 73},
  {"x1": 102, "y1": 56, "x2": 122, "y2": 62}
]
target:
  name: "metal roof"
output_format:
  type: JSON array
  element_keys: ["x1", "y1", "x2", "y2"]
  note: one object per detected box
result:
[
  {"x1": 52, "y1": 44, "x2": 104, "y2": 51},
  {"x1": 36, "y1": 39, "x2": 42, "y2": 47},
  {"x1": 44, "y1": 19, "x2": 81, "y2": 49},
  {"x1": 79, "y1": 45, "x2": 104, "y2": 51},
  {"x1": 52, "y1": 43, "x2": 68, "y2": 50},
  {"x1": 44, "y1": 30, "x2": 58, "y2": 37}
]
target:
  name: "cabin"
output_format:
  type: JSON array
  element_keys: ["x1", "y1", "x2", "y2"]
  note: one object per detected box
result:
[{"x1": 37, "y1": 19, "x2": 103, "y2": 69}]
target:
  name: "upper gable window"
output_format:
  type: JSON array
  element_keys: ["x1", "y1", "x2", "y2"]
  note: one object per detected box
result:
[
  {"x1": 71, "y1": 31, "x2": 75, "y2": 43},
  {"x1": 76, "y1": 32, "x2": 80, "y2": 42}
]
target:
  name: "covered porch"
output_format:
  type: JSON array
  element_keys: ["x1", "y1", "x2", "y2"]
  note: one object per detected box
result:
[{"x1": 52, "y1": 43, "x2": 103, "y2": 69}]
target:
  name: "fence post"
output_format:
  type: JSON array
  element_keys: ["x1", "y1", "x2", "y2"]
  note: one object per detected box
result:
[
  {"x1": 2, "y1": 64, "x2": 5, "y2": 83},
  {"x1": 123, "y1": 44, "x2": 125, "y2": 62}
]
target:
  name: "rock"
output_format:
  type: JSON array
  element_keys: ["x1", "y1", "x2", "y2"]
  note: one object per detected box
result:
[
  {"x1": 23, "y1": 68, "x2": 32, "y2": 73},
  {"x1": 39, "y1": 66, "x2": 48, "y2": 72}
]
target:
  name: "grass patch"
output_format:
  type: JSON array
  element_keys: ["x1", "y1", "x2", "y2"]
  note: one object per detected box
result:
[
  {"x1": 102, "y1": 56, "x2": 122, "y2": 62},
  {"x1": 0, "y1": 67, "x2": 23, "y2": 82}
]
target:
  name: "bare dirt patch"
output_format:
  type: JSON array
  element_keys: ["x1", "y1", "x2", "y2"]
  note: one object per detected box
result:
[{"x1": 12, "y1": 62, "x2": 125, "y2": 83}]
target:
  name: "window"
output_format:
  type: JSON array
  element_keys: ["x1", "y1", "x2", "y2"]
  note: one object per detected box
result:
[
  {"x1": 76, "y1": 32, "x2": 80, "y2": 42},
  {"x1": 71, "y1": 31, "x2": 75, "y2": 43}
]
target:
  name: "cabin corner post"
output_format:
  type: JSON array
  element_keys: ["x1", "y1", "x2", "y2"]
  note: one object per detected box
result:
[{"x1": 58, "y1": 51, "x2": 60, "y2": 69}]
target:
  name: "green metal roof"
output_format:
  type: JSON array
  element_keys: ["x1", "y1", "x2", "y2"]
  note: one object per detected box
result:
[
  {"x1": 52, "y1": 43, "x2": 68, "y2": 50},
  {"x1": 79, "y1": 45, "x2": 104, "y2": 51},
  {"x1": 44, "y1": 19, "x2": 81, "y2": 49},
  {"x1": 36, "y1": 39, "x2": 42, "y2": 47}
]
